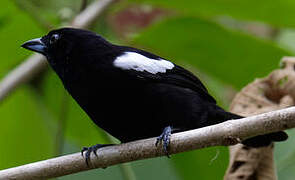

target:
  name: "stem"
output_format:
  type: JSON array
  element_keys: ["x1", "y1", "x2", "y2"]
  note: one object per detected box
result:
[
  {"x1": 55, "y1": 92, "x2": 69, "y2": 155},
  {"x1": 119, "y1": 163, "x2": 137, "y2": 180}
]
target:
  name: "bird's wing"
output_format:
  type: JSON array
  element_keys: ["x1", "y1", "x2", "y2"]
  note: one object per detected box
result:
[{"x1": 113, "y1": 51, "x2": 217, "y2": 103}]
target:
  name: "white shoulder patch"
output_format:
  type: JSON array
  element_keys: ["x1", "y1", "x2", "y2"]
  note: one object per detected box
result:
[{"x1": 113, "y1": 52, "x2": 174, "y2": 74}]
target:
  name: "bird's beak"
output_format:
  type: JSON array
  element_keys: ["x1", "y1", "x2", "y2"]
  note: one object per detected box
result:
[{"x1": 21, "y1": 38, "x2": 47, "y2": 55}]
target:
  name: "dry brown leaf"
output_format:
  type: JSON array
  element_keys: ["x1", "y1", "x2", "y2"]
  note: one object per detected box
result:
[{"x1": 224, "y1": 57, "x2": 295, "y2": 180}]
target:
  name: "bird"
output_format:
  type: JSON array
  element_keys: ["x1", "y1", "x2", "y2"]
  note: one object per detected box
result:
[{"x1": 21, "y1": 28, "x2": 288, "y2": 164}]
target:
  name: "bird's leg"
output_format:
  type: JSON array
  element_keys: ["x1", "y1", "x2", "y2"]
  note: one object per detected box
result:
[
  {"x1": 81, "y1": 144, "x2": 113, "y2": 166},
  {"x1": 155, "y1": 126, "x2": 172, "y2": 157}
]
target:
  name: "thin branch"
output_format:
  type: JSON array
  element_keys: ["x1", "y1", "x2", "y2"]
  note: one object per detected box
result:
[
  {"x1": 71, "y1": 0, "x2": 115, "y2": 28},
  {"x1": 0, "y1": 0, "x2": 116, "y2": 102},
  {"x1": 0, "y1": 107, "x2": 295, "y2": 180},
  {"x1": 55, "y1": 92, "x2": 69, "y2": 155},
  {"x1": 119, "y1": 163, "x2": 137, "y2": 180},
  {"x1": 0, "y1": 54, "x2": 47, "y2": 102}
]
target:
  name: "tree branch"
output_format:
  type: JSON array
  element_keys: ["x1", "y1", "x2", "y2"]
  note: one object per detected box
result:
[
  {"x1": 0, "y1": 107, "x2": 295, "y2": 180},
  {"x1": 0, "y1": 0, "x2": 116, "y2": 102}
]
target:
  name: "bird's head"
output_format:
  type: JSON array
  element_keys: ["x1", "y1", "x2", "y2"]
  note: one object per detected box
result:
[{"x1": 21, "y1": 28, "x2": 113, "y2": 70}]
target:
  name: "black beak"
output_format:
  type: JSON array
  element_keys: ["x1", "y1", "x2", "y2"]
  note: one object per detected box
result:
[{"x1": 21, "y1": 38, "x2": 47, "y2": 55}]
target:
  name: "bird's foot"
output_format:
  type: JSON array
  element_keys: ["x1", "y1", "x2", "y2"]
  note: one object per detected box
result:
[
  {"x1": 81, "y1": 144, "x2": 112, "y2": 166},
  {"x1": 155, "y1": 126, "x2": 172, "y2": 157}
]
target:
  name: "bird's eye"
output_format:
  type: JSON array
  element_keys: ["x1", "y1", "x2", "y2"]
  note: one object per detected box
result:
[{"x1": 50, "y1": 34, "x2": 60, "y2": 44}]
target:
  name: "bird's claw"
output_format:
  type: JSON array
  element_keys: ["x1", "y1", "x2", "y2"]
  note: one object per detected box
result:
[
  {"x1": 81, "y1": 144, "x2": 111, "y2": 166},
  {"x1": 155, "y1": 126, "x2": 172, "y2": 157}
]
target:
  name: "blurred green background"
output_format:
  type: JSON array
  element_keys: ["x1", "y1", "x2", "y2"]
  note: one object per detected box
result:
[{"x1": 1, "y1": 0, "x2": 295, "y2": 179}]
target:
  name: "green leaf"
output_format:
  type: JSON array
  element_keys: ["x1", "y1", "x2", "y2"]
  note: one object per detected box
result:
[
  {"x1": 0, "y1": 87, "x2": 53, "y2": 169},
  {"x1": 132, "y1": 16, "x2": 290, "y2": 88},
  {"x1": 275, "y1": 129, "x2": 295, "y2": 179},
  {"x1": 0, "y1": 0, "x2": 44, "y2": 78},
  {"x1": 130, "y1": 0, "x2": 295, "y2": 28},
  {"x1": 172, "y1": 147, "x2": 229, "y2": 180}
]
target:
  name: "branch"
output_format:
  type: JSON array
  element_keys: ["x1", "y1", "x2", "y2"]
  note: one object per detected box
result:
[
  {"x1": 0, "y1": 0, "x2": 116, "y2": 102},
  {"x1": 1, "y1": 107, "x2": 295, "y2": 180}
]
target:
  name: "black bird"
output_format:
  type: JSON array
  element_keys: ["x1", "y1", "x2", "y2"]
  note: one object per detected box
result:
[{"x1": 22, "y1": 28, "x2": 287, "y2": 164}]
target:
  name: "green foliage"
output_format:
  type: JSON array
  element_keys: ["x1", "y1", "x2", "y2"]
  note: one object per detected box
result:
[
  {"x1": 0, "y1": 0, "x2": 44, "y2": 77},
  {"x1": 130, "y1": 0, "x2": 295, "y2": 28},
  {"x1": 0, "y1": 87, "x2": 53, "y2": 168},
  {"x1": 172, "y1": 147, "x2": 229, "y2": 180},
  {"x1": 275, "y1": 129, "x2": 295, "y2": 179},
  {"x1": 0, "y1": 0, "x2": 51, "y2": 169},
  {"x1": 1, "y1": 0, "x2": 295, "y2": 179}
]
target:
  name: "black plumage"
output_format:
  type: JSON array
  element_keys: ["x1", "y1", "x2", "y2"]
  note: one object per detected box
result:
[{"x1": 22, "y1": 28, "x2": 288, "y2": 163}]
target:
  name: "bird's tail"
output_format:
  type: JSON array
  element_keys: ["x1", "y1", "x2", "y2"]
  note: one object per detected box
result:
[{"x1": 226, "y1": 112, "x2": 288, "y2": 147}]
